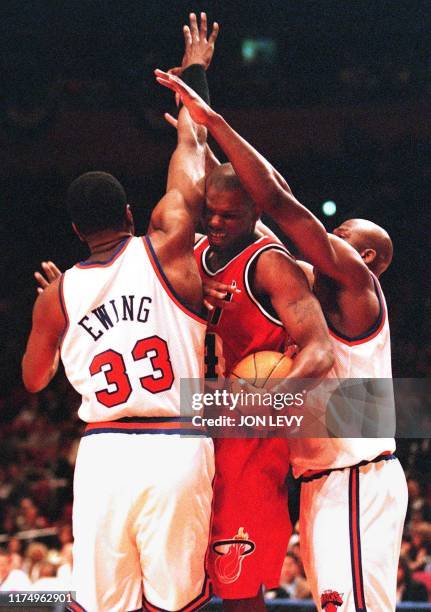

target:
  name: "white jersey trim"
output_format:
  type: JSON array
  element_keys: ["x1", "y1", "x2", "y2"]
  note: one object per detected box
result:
[
  {"x1": 244, "y1": 244, "x2": 292, "y2": 327},
  {"x1": 143, "y1": 236, "x2": 207, "y2": 326},
  {"x1": 327, "y1": 275, "x2": 386, "y2": 346},
  {"x1": 200, "y1": 236, "x2": 266, "y2": 277}
]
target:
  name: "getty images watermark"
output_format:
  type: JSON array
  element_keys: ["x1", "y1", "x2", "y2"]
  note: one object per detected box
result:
[
  {"x1": 190, "y1": 387, "x2": 306, "y2": 429},
  {"x1": 180, "y1": 378, "x2": 431, "y2": 438}
]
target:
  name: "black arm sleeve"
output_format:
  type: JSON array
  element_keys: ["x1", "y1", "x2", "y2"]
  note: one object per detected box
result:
[{"x1": 181, "y1": 64, "x2": 210, "y2": 105}]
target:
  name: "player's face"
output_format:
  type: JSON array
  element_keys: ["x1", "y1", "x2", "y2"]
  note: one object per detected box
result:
[{"x1": 203, "y1": 186, "x2": 256, "y2": 250}]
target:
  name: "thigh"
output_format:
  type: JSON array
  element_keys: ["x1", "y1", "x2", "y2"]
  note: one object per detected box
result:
[
  {"x1": 300, "y1": 458, "x2": 408, "y2": 612},
  {"x1": 208, "y1": 439, "x2": 291, "y2": 599},
  {"x1": 136, "y1": 436, "x2": 214, "y2": 611},
  {"x1": 300, "y1": 470, "x2": 354, "y2": 611},
  {"x1": 359, "y1": 458, "x2": 408, "y2": 611},
  {"x1": 72, "y1": 435, "x2": 143, "y2": 612}
]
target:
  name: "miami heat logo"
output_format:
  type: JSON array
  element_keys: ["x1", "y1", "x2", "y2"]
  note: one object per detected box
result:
[
  {"x1": 212, "y1": 527, "x2": 255, "y2": 584},
  {"x1": 321, "y1": 590, "x2": 343, "y2": 611}
]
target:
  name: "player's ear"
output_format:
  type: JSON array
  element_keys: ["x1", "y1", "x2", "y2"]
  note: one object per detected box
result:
[
  {"x1": 72, "y1": 223, "x2": 85, "y2": 242},
  {"x1": 360, "y1": 248, "x2": 376, "y2": 265},
  {"x1": 125, "y1": 204, "x2": 135, "y2": 233}
]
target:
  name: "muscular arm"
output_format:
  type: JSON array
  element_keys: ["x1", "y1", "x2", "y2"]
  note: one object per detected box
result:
[
  {"x1": 254, "y1": 250, "x2": 334, "y2": 379},
  {"x1": 155, "y1": 72, "x2": 370, "y2": 289},
  {"x1": 149, "y1": 12, "x2": 216, "y2": 256},
  {"x1": 204, "y1": 113, "x2": 371, "y2": 289},
  {"x1": 148, "y1": 105, "x2": 206, "y2": 253},
  {"x1": 22, "y1": 278, "x2": 65, "y2": 393},
  {"x1": 256, "y1": 221, "x2": 315, "y2": 288}
]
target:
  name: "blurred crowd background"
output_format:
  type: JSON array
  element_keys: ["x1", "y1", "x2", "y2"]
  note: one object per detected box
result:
[{"x1": 0, "y1": 0, "x2": 430, "y2": 605}]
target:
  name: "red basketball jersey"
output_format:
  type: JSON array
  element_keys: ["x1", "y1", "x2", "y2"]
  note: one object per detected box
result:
[
  {"x1": 194, "y1": 235, "x2": 294, "y2": 597},
  {"x1": 195, "y1": 235, "x2": 292, "y2": 377}
]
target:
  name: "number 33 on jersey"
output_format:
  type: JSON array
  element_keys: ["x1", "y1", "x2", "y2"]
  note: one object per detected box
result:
[{"x1": 59, "y1": 236, "x2": 207, "y2": 422}]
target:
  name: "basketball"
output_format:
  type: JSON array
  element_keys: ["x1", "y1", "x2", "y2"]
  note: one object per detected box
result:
[{"x1": 229, "y1": 350, "x2": 293, "y2": 389}]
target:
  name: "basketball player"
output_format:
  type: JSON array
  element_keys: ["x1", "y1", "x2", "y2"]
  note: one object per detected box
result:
[
  {"x1": 22, "y1": 15, "x2": 219, "y2": 612},
  {"x1": 155, "y1": 71, "x2": 408, "y2": 611},
  {"x1": 159, "y1": 71, "x2": 333, "y2": 612},
  {"x1": 195, "y1": 163, "x2": 334, "y2": 612}
]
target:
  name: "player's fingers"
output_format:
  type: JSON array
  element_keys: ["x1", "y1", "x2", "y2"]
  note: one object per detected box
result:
[
  {"x1": 183, "y1": 24, "x2": 192, "y2": 48},
  {"x1": 154, "y1": 68, "x2": 171, "y2": 79},
  {"x1": 189, "y1": 12, "x2": 199, "y2": 42},
  {"x1": 204, "y1": 289, "x2": 240, "y2": 302},
  {"x1": 203, "y1": 299, "x2": 214, "y2": 311},
  {"x1": 34, "y1": 270, "x2": 49, "y2": 289},
  {"x1": 204, "y1": 287, "x2": 228, "y2": 299},
  {"x1": 208, "y1": 22, "x2": 220, "y2": 45},
  {"x1": 204, "y1": 280, "x2": 232, "y2": 290},
  {"x1": 155, "y1": 70, "x2": 195, "y2": 104},
  {"x1": 45, "y1": 261, "x2": 61, "y2": 280},
  {"x1": 157, "y1": 69, "x2": 193, "y2": 93},
  {"x1": 199, "y1": 12, "x2": 207, "y2": 40},
  {"x1": 168, "y1": 67, "x2": 182, "y2": 76},
  {"x1": 204, "y1": 281, "x2": 240, "y2": 294},
  {"x1": 164, "y1": 113, "x2": 178, "y2": 129},
  {"x1": 37, "y1": 287, "x2": 43, "y2": 295},
  {"x1": 155, "y1": 69, "x2": 181, "y2": 90},
  {"x1": 155, "y1": 75, "x2": 177, "y2": 93}
]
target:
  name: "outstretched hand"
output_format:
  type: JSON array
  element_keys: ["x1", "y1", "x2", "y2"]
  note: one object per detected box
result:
[
  {"x1": 155, "y1": 70, "x2": 214, "y2": 126},
  {"x1": 170, "y1": 12, "x2": 219, "y2": 75},
  {"x1": 34, "y1": 260, "x2": 62, "y2": 294}
]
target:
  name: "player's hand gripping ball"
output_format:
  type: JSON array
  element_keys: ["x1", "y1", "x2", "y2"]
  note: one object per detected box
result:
[{"x1": 229, "y1": 350, "x2": 293, "y2": 391}]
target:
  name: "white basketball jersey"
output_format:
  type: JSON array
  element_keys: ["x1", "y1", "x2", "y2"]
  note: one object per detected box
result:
[
  {"x1": 60, "y1": 236, "x2": 206, "y2": 422},
  {"x1": 291, "y1": 276, "x2": 395, "y2": 477}
]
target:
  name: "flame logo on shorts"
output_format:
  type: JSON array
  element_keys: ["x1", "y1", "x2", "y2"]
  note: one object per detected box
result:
[
  {"x1": 212, "y1": 527, "x2": 256, "y2": 584},
  {"x1": 321, "y1": 590, "x2": 343, "y2": 611}
]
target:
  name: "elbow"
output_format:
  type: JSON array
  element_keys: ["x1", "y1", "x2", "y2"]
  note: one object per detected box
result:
[
  {"x1": 22, "y1": 362, "x2": 44, "y2": 394},
  {"x1": 196, "y1": 125, "x2": 207, "y2": 147},
  {"x1": 262, "y1": 178, "x2": 292, "y2": 216},
  {"x1": 22, "y1": 378, "x2": 42, "y2": 394},
  {"x1": 265, "y1": 177, "x2": 284, "y2": 208}
]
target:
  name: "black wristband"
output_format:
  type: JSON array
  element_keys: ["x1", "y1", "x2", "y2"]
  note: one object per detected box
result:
[{"x1": 181, "y1": 64, "x2": 210, "y2": 105}]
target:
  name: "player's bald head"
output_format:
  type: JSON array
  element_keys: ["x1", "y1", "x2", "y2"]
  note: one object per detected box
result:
[
  {"x1": 206, "y1": 163, "x2": 255, "y2": 210},
  {"x1": 335, "y1": 218, "x2": 393, "y2": 277}
]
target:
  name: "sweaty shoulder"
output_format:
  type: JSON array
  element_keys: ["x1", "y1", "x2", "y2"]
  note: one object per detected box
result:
[
  {"x1": 148, "y1": 190, "x2": 195, "y2": 256},
  {"x1": 253, "y1": 248, "x2": 307, "y2": 294},
  {"x1": 147, "y1": 206, "x2": 204, "y2": 316}
]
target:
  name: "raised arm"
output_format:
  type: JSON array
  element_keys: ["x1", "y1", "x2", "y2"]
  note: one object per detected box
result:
[
  {"x1": 149, "y1": 12, "x2": 219, "y2": 254},
  {"x1": 149, "y1": 103, "x2": 206, "y2": 235},
  {"x1": 155, "y1": 71, "x2": 371, "y2": 289},
  {"x1": 169, "y1": 11, "x2": 219, "y2": 76}
]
